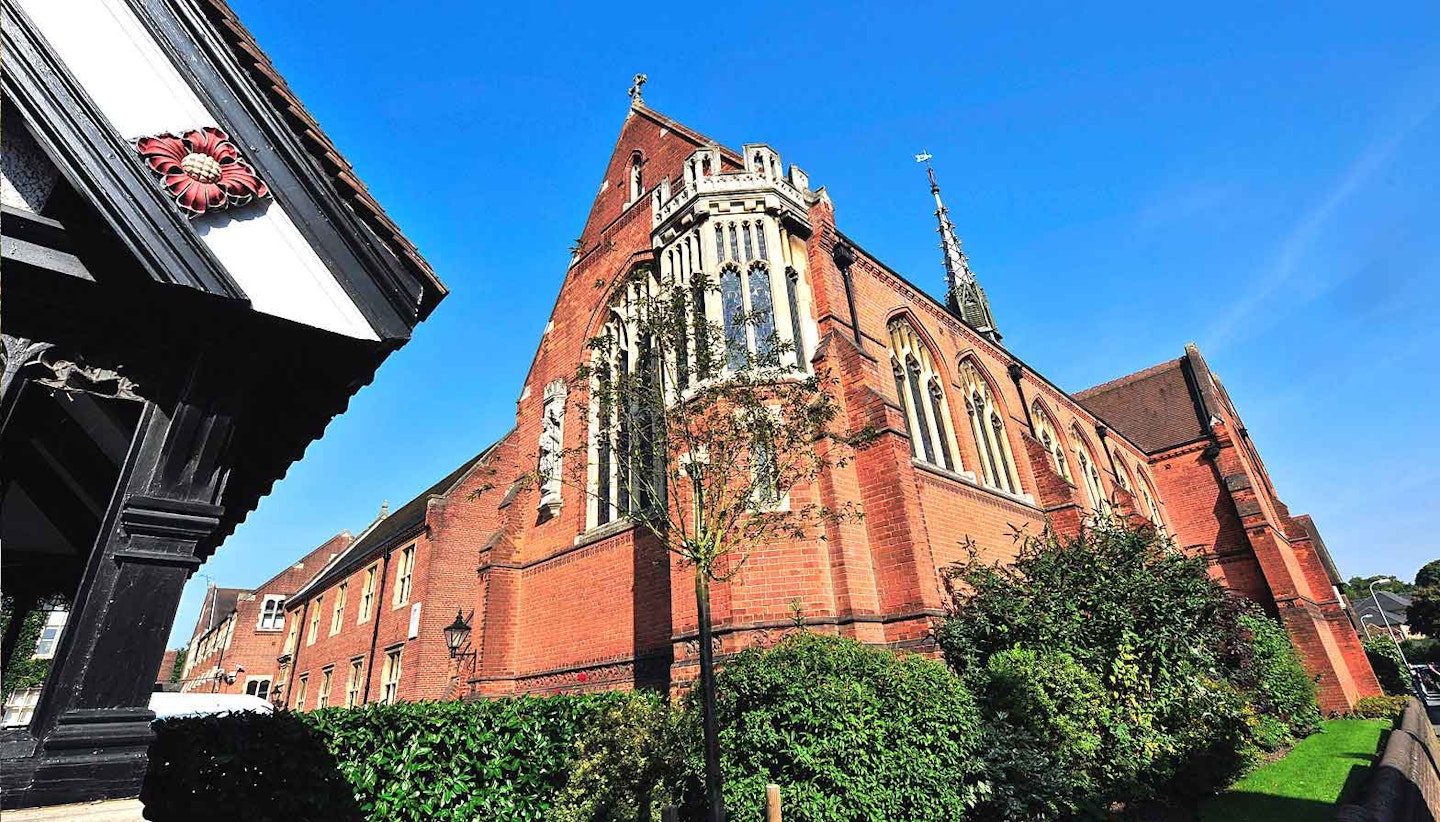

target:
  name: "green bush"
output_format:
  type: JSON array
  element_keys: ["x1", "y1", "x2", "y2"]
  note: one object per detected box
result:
[
  {"x1": 549, "y1": 691, "x2": 683, "y2": 822},
  {"x1": 937, "y1": 520, "x2": 1319, "y2": 815},
  {"x1": 1401, "y1": 637, "x2": 1440, "y2": 664},
  {"x1": 143, "y1": 692, "x2": 661, "y2": 822},
  {"x1": 1364, "y1": 637, "x2": 1410, "y2": 695},
  {"x1": 974, "y1": 648, "x2": 1109, "y2": 818},
  {"x1": 1353, "y1": 694, "x2": 1409, "y2": 720},
  {"x1": 1237, "y1": 613, "x2": 1321, "y2": 745},
  {"x1": 683, "y1": 632, "x2": 985, "y2": 822}
]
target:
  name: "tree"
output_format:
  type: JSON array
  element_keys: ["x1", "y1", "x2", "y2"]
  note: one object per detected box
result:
[
  {"x1": 1344, "y1": 574, "x2": 1413, "y2": 601},
  {"x1": 508, "y1": 265, "x2": 871, "y2": 821},
  {"x1": 1407, "y1": 586, "x2": 1440, "y2": 638},
  {"x1": 1414, "y1": 559, "x2": 1440, "y2": 590}
]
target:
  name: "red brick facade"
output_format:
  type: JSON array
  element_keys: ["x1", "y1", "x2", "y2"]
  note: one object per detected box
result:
[
  {"x1": 204, "y1": 103, "x2": 1376, "y2": 713},
  {"x1": 1078, "y1": 346, "x2": 1381, "y2": 713},
  {"x1": 178, "y1": 532, "x2": 353, "y2": 699}
]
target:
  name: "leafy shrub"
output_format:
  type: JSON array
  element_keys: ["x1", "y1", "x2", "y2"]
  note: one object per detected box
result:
[
  {"x1": 1353, "y1": 694, "x2": 1409, "y2": 720},
  {"x1": 1364, "y1": 637, "x2": 1410, "y2": 695},
  {"x1": 1402, "y1": 637, "x2": 1440, "y2": 664},
  {"x1": 143, "y1": 692, "x2": 661, "y2": 822},
  {"x1": 973, "y1": 648, "x2": 1109, "y2": 818},
  {"x1": 549, "y1": 691, "x2": 683, "y2": 822},
  {"x1": 1236, "y1": 613, "x2": 1320, "y2": 745},
  {"x1": 682, "y1": 632, "x2": 985, "y2": 822},
  {"x1": 938, "y1": 520, "x2": 1319, "y2": 815}
]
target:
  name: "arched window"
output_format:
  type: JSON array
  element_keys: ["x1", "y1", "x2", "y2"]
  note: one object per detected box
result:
[
  {"x1": 1112, "y1": 453, "x2": 1133, "y2": 492},
  {"x1": 716, "y1": 254, "x2": 781, "y2": 372},
  {"x1": 1029, "y1": 401, "x2": 1071, "y2": 481},
  {"x1": 887, "y1": 318, "x2": 958, "y2": 472},
  {"x1": 589, "y1": 270, "x2": 664, "y2": 528},
  {"x1": 628, "y1": 152, "x2": 643, "y2": 202},
  {"x1": 1136, "y1": 469, "x2": 1164, "y2": 530},
  {"x1": 784, "y1": 267, "x2": 806, "y2": 367},
  {"x1": 1072, "y1": 426, "x2": 1110, "y2": 515},
  {"x1": 958, "y1": 361, "x2": 1020, "y2": 494}
]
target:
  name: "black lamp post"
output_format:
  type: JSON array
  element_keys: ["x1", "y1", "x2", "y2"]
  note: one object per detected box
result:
[
  {"x1": 443, "y1": 610, "x2": 477, "y2": 696},
  {"x1": 443, "y1": 610, "x2": 472, "y2": 657}
]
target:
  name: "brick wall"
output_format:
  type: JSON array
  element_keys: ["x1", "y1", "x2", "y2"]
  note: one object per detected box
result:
[
  {"x1": 177, "y1": 532, "x2": 352, "y2": 699},
  {"x1": 208, "y1": 103, "x2": 1374, "y2": 716}
]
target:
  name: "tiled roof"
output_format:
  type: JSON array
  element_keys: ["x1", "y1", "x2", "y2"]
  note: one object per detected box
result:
[
  {"x1": 1353, "y1": 592, "x2": 1411, "y2": 626},
  {"x1": 1075, "y1": 358, "x2": 1207, "y2": 454},
  {"x1": 192, "y1": 0, "x2": 446, "y2": 318}
]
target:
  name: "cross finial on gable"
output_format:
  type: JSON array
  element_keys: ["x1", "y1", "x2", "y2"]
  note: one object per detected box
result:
[{"x1": 627, "y1": 73, "x2": 648, "y2": 106}]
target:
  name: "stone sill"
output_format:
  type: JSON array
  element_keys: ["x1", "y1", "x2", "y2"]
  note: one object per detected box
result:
[
  {"x1": 573, "y1": 518, "x2": 637, "y2": 549},
  {"x1": 911, "y1": 458, "x2": 1038, "y2": 509}
]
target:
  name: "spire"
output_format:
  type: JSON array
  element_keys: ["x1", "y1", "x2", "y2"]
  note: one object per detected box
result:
[{"x1": 915, "y1": 152, "x2": 1001, "y2": 344}]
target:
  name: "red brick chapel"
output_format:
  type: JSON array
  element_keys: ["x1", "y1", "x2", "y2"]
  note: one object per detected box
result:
[{"x1": 192, "y1": 90, "x2": 1377, "y2": 716}]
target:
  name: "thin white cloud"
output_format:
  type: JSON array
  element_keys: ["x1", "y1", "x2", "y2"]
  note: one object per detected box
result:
[{"x1": 1203, "y1": 94, "x2": 1438, "y2": 352}]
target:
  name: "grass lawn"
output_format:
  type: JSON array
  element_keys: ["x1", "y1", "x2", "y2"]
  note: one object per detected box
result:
[{"x1": 1197, "y1": 718, "x2": 1391, "y2": 822}]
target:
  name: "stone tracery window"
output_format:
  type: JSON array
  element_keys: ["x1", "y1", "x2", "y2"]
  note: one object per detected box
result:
[
  {"x1": 887, "y1": 318, "x2": 958, "y2": 472},
  {"x1": 1136, "y1": 468, "x2": 1164, "y2": 529},
  {"x1": 1072, "y1": 426, "x2": 1110, "y2": 515},
  {"x1": 1112, "y1": 453, "x2": 1133, "y2": 492},
  {"x1": 1030, "y1": 401, "x2": 1071, "y2": 481},
  {"x1": 589, "y1": 270, "x2": 664, "y2": 528},
  {"x1": 958, "y1": 361, "x2": 1020, "y2": 493}
]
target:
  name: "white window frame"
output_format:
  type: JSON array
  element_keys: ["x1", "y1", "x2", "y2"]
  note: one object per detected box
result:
[
  {"x1": 345, "y1": 657, "x2": 364, "y2": 707},
  {"x1": 244, "y1": 676, "x2": 272, "y2": 701},
  {"x1": 307, "y1": 597, "x2": 322, "y2": 646},
  {"x1": 330, "y1": 583, "x2": 347, "y2": 636},
  {"x1": 295, "y1": 673, "x2": 309, "y2": 710},
  {"x1": 380, "y1": 647, "x2": 403, "y2": 704},
  {"x1": 32, "y1": 609, "x2": 68, "y2": 659},
  {"x1": 393, "y1": 545, "x2": 416, "y2": 607},
  {"x1": 2, "y1": 687, "x2": 43, "y2": 728},
  {"x1": 257, "y1": 595, "x2": 285, "y2": 631},
  {"x1": 358, "y1": 564, "x2": 378, "y2": 624},
  {"x1": 317, "y1": 666, "x2": 333, "y2": 709}
]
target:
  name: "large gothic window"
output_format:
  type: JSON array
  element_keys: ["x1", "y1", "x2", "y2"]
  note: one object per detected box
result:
[
  {"x1": 958, "y1": 361, "x2": 1020, "y2": 494},
  {"x1": 589, "y1": 273, "x2": 663, "y2": 528},
  {"x1": 887, "y1": 318, "x2": 958, "y2": 472},
  {"x1": 712, "y1": 218, "x2": 784, "y2": 372},
  {"x1": 1030, "y1": 401, "x2": 1072, "y2": 482},
  {"x1": 1072, "y1": 426, "x2": 1110, "y2": 515}
]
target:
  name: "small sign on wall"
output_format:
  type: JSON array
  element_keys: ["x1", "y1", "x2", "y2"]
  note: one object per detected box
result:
[{"x1": 408, "y1": 602, "x2": 421, "y2": 640}]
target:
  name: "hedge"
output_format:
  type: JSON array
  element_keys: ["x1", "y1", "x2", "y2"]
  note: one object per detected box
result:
[
  {"x1": 1364, "y1": 636, "x2": 1410, "y2": 695},
  {"x1": 680, "y1": 632, "x2": 985, "y2": 822},
  {"x1": 1353, "y1": 694, "x2": 1409, "y2": 720},
  {"x1": 142, "y1": 692, "x2": 664, "y2": 822}
]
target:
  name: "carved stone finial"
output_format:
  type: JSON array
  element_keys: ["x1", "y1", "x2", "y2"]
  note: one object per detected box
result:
[
  {"x1": 627, "y1": 73, "x2": 648, "y2": 106},
  {"x1": 380, "y1": 500, "x2": 389, "y2": 518}
]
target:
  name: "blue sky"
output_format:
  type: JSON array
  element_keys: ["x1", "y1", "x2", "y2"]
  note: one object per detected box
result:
[{"x1": 170, "y1": 1, "x2": 1439, "y2": 644}]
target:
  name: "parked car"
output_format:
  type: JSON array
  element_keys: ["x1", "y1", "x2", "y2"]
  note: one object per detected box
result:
[{"x1": 148, "y1": 692, "x2": 274, "y2": 721}]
